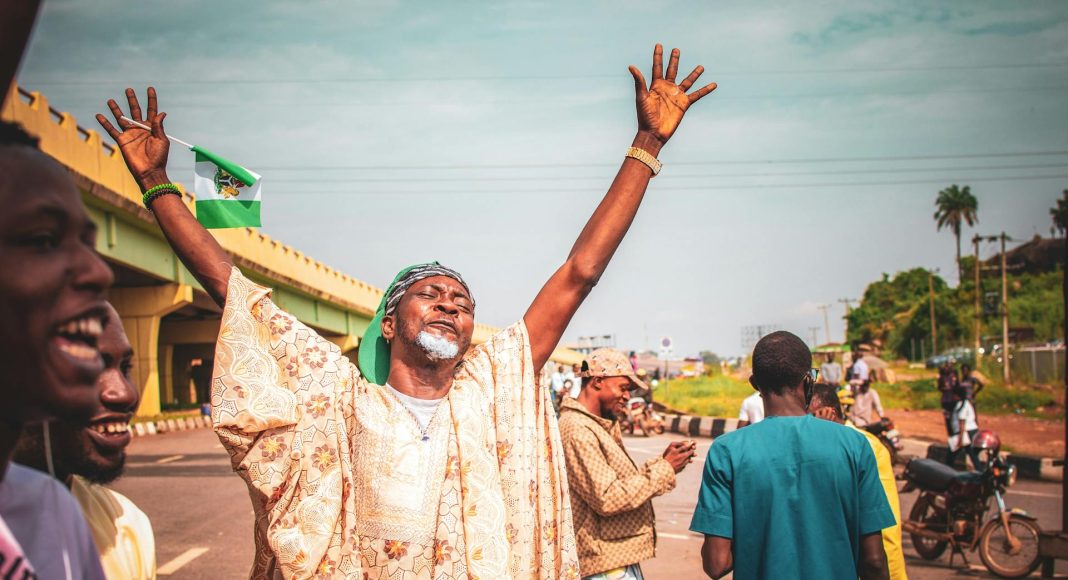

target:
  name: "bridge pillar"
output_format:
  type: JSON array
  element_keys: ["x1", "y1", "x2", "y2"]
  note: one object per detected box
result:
[
  {"x1": 109, "y1": 284, "x2": 193, "y2": 417},
  {"x1": 159, "y1": 319, "x2": 222, "y2": 408}
]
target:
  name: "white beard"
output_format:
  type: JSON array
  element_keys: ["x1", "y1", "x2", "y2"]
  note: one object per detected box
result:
[{"x1": 416, "y1": 331, "x2": 460, "y2": 360}]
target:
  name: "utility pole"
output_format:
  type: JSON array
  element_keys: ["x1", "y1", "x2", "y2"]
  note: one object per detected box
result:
[
  {"x1": 928, "y1": 269, "x2": 939, "y2": 356},
  {"x1": 808, "y1": 326, "x2": 820, "y2": 348},
  {"x1": 838, "y1": 298, "x2": 857, "y2": 343},
  {"x1": 1001, "y1": 232, "x2": 1011, "y2": 385},
  {"x1": 973, "y1": 235, "x2": 982, "y2": 360},
  {"x1": 817, "y1": 304, "x2": 832, "y2": 345}
]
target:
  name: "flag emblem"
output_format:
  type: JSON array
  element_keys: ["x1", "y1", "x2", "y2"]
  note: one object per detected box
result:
[{"x1": 213, "y1": 168, "x2": 244, "y2": 199}]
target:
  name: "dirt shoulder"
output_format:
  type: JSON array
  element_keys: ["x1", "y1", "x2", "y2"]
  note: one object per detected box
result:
[{"x1": 888, "y1": 408, "x2": 1065, "y2": 458}]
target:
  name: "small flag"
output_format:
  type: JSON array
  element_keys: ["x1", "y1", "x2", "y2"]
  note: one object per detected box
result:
[{"x1": 192, "y1": 146, "x2": 262, "y2": 229}]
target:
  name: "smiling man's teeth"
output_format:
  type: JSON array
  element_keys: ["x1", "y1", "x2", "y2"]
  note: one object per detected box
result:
[
  {"x1": 57, "y1": 316, "x2": 104, "y2": 339},
  {"x1": 58, "y1": 342, "x2": 98, "y2": 361},
  {"x1": 90, "y1": 422, "x2": 129, "y2": 435}
]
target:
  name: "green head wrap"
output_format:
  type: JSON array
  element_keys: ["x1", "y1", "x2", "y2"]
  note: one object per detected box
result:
[{"x1": 357, "y1": 262, "x2": 473, "y2": 384}]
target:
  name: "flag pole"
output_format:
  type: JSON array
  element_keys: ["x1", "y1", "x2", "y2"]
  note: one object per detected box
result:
[{"x1": 119, "y1": 116, "x2": 194, "y2": 149}]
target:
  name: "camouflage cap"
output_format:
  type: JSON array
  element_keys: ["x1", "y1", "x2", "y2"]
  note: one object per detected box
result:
[{"x1": 579, "y1": 348, "x2": 650, "y2": 391}]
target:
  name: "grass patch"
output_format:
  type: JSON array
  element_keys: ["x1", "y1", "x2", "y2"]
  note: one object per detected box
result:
[
  {"x1": 870, "y1": 378, "x2": 1060, "y2": 419},
  {"x1": 657, "y1": 374, "x2": 1062, "y2": 420},
  {"x1": 655, "y1": 375, "x2": 754, "y2": 418}
]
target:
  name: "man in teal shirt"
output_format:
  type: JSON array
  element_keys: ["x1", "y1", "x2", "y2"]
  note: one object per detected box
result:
[{"x1": 690, "y1": 331, "x2": 894, "y2": 579}]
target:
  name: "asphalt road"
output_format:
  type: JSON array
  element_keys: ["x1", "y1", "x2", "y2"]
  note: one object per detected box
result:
[{"x1": 112, "y1": 427, "x2": 1065, "y2": 579}]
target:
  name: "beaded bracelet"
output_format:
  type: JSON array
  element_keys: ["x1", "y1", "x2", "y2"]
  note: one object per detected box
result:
[{"x1": 142, "y1": 183, "x2": 184, "y2": 209}]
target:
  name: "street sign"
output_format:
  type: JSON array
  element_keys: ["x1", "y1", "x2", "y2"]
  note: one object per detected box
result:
[{"x1": 658, "y1": 336, "x2": 673, "y2": 360}]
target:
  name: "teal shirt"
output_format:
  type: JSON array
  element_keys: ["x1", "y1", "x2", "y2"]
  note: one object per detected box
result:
[{"x1": 689, "y1": 414, "x2": 895, "y2": 580}]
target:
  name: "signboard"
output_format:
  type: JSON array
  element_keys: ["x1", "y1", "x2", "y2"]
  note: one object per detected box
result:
[{"x1": 658, "y1": 336, "x2": 673, "y2": 360}]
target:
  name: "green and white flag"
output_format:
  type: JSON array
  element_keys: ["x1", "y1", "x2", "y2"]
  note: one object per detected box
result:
[{"x1": 192, "y1": 146, "x2": 262, "y2": 229}]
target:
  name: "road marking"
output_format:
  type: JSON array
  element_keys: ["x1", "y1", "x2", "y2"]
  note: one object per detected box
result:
[
  {"x1": 1008, "y1": 489, "x2": 1062, "y2": 499},
  {"x1": 158, "y1": 547, "x2": 209, "y2": 575},
  {"x1": 659, "y1": 532, "x2": 700, "y2": 541},
  {"x1": 156, "y1": 454, "x2": 185, "y2": 464}
]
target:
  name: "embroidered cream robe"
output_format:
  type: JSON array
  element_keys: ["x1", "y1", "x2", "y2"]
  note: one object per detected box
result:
[{"x1": 211, "y1": 268, "x2": 579, "y2": 579}]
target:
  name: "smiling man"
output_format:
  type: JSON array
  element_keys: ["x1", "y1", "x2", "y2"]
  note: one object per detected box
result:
[
  {"x1": 98, "y1": 43, "x2": 716, "y2": 579},
  {"x1": 0, "y1": 119, "x2": 112, "y2": 579},
  {"x1": 559, "y1": 349, "x2": 694, "y2": 580},
  {"x1": 16, "y1": 304, "x2": 156, "y2": 580}
]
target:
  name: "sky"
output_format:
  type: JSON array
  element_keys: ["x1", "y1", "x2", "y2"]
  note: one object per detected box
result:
[{"x1": 17, "y1": 0, "x2": 1068, "y2": 358}]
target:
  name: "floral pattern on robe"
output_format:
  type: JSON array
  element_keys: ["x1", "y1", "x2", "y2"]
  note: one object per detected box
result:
[{"x1": 211, "y1": 267, "x2": 579, "y2": 579}]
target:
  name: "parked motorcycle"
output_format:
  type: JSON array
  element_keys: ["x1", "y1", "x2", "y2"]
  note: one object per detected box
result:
[
  {"x1": 900, "y1": 430, "x2": 1041, "y2": 578},
  {"x1": 620, "y1": 397, "x2": 665, "y2": 437},
  {"x1": 861, "y1": 417, "x2": 904, "y2": 465}
]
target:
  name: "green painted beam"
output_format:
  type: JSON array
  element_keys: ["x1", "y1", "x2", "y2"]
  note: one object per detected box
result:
[{"x1": 82, "y1": 192, "x2": 373, "y2": 337}]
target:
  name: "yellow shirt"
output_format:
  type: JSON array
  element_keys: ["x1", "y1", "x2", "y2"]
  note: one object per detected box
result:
[
  {"x1": 848, "y1": 424, "x2": 907, "y2": 580},
  {"x1": 212, "y1": 268, "x2": 579, "y2": 579},
  {"x1": 69, "y1": 475, "x2": 156, "y2": 580}
]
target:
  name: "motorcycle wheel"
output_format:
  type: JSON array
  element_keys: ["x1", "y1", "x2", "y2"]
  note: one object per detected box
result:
[
  {"x1": 653, "y1": 424, "x2": 665, "y2": 435},
  {"x1": 978, "y1": 515, "x2": 1041, "y2": 578},
  {"x1": 908, "y1": 497, "x2": 949, "y2": 560}
]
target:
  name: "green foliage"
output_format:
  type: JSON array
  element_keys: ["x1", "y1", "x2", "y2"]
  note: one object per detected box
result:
[
  {"x1": 699, "y1": 351, "x2": 722, "y2": 375},
  {"x1": 847, "y1": 265, "x2": 1064, "y2": 361},
  {"x1": 877, "y1": 378, "x2": 942, "y2": 411},
  {"x1": 1052, "y1": 190, "x2": 1068, "y2": 236}
]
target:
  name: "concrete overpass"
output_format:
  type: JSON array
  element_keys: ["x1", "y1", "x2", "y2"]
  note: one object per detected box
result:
[{"x1": 3, "y1": 85, "x2": 582, "y2": 417}]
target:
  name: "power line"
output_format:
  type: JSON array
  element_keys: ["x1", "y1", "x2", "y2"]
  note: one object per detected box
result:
[
  {"x1": 79, "y1": 83, "x2": 1066, "y2": 108},
  {"x1": 226, "y1": 162, "x2": 1068, "y2": 184},
  {"x1": 258, "y1": 173, "x2": 1068, "y2": 195},
  {"x1": 21, "y1": 61, "x2": 1068, "y2": 86},
  {"x1": 161, "y1": 149, "x2": 1068, "y2": 172}
]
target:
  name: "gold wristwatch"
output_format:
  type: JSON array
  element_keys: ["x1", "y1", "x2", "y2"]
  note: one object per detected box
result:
[{"x1": 625, "y1": 146, "x2": 662, "y2": 176}]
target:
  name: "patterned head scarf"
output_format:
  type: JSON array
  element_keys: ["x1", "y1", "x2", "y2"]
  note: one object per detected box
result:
[{"x1": 357, "y1": 262, "x2": 474, "y2": 384}]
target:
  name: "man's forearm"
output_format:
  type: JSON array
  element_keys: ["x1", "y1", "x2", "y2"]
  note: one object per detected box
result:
[
  {"x1": 522, "y1": 131, "x2": 663, "y2": 367},
  {"x1": 581, "y1": 457, "x2": 674, "y2": 516},
  {"x1": 564, "y1": 131, "x2": 661, "y2": 283},
  {"x1": 140, "y1": 171, "x2": 233, "y2": 306}
]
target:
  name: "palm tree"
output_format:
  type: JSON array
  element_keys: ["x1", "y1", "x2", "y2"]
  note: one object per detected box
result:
[
  {"x1": 934, "y1": 184, "x2": 979, "y2": 283},
  {"x1": 1051, "y1": 189, "x2": 1068, "y2": 238}
]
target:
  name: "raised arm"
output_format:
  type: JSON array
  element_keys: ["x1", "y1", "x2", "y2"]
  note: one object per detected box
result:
[
  {"x1": 97, "y1": 88, "x2": 233, "y2": 306},
  {"x1": 523, "y1": 44, "x2": 716, "y2": 368}
]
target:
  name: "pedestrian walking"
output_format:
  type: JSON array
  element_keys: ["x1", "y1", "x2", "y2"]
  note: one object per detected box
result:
[
  {"x1": 691, "y1": 331, "x2": 894, "y2": 580},
  {"x1": 737, "y1": 391, "x2": 764, "y2": 428},
  {"x1": 938, "y1": 362, "x2": 960, "y2": 436},
  {"x1": 946, "y1": 384, "x2": 983, "y2": 471},
  {"x1": 819, "y1": 352, "x2": 843, "y2": 387}
]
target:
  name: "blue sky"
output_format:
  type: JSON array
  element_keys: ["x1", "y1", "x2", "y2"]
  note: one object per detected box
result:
[{"x1": 18, "y1": 0, "x2": 1068, "y2": 357}]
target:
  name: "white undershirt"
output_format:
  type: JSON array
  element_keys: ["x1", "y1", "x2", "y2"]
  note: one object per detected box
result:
[{"x1": 385, "y1": 384, "x2": 444, "y2": 432}]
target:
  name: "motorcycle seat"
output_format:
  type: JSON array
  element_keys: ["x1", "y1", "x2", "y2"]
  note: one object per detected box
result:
[{"x1": 905, "y1": 458, "x2": 977, "y2": 492}]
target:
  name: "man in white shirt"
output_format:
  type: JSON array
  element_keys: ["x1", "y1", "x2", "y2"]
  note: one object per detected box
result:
[
  {"x1": 738, "y1": 391, "x2": 764, "y2": 427},
  {"x1": 849, "y1": 351, "x2": 870, "y2": 392},
  {"x1": 946, "y1": 385, "x2": 982, "y2": 471},
  {"x1": 819, "y1": 353, "x2": 843, "y2": 387}
]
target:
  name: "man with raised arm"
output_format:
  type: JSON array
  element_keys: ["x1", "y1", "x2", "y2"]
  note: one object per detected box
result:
[{"x1": 98, "y1": 44, "x2": 716, "y2": 580}]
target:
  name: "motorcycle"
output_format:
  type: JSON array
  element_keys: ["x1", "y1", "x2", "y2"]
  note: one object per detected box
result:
[
  {"x1": 861, "y1": 417, "x2": 904, "y2": 465},
  {"x1": 620, "y1": 397, "x2": 665, "y2": 437},
  {"x1": 900, "y1": 430, "x2": 1041, "y2": 578}
]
